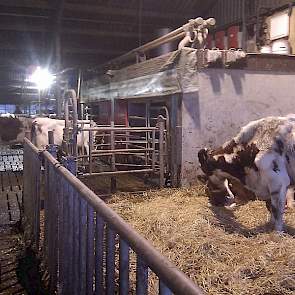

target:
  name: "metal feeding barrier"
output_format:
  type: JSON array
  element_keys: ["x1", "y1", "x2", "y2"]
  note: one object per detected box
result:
[
  {"x1": 62, "y1": 89, "x2": 167, "y2": 189},
  {"x1": 23, "y1": 137, "x2": 204, "y2": 295}
]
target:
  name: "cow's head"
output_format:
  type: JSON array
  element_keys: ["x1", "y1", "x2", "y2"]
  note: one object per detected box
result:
[{"x1": 198, "y1": 144, "x2": 258, "y2": 207}]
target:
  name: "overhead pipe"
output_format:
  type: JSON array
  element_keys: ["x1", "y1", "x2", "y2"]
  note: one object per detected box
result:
[{"x1": 104, "y1": 17, "x2": 216, "y2": 69}]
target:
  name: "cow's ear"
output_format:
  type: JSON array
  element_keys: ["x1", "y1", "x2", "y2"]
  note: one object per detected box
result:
[{"x1": 198, "y1": 148, "x2": 208, "y2": 164}]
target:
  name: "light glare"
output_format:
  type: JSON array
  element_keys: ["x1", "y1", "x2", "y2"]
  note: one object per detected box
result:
[{"x1": 30, "y1": 66, "x2": 55, "y2": 90}]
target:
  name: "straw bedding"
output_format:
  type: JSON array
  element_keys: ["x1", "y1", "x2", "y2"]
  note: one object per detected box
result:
[{"x1": 107, "y1": 185, "x2": 295, "y2": 295}]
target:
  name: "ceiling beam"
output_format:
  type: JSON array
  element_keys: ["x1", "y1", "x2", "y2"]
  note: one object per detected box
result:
[
  {"x1": 0, "y1": 12, "x2": 172, "y2": 29},
  {"x1": 0, "y1": 23, "x2": 143, "y2": 38},
  {"x1": 0, "y1": 43, "x2": 125, "y2": 56},
  {"x1": 0, "y1": 0, "x2": 194, "y2": 21}
]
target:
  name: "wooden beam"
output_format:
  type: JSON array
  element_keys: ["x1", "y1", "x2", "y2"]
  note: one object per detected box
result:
[{"x1": 0, "y1": 0, "x2": 194, "y2": 21}]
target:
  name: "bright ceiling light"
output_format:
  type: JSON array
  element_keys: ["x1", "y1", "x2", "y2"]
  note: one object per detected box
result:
[{"x1": 29, "y1": 66, "x2": 55, "y2": 90}]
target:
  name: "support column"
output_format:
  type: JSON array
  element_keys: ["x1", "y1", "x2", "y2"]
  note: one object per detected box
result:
[
  {"x1": 170, "y1": 94, "x2": 182, "y2": 187},
  {"x1": 110, "y1": 98, "x2": 117, "y2": 192}
]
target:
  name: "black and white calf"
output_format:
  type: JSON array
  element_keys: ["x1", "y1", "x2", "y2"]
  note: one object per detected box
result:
[{"x1": 198, "y1": 114, "x2": 295, "y2": 232}]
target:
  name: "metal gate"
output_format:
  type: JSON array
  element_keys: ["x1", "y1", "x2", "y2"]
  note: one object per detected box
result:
[{"x1": 23, "y1": 138, "x2": 204, "y2": 295}]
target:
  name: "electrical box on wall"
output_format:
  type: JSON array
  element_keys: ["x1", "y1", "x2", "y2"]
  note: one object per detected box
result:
[
  {"x1": 269, "y1": 10, "x2": 289, "y2": 40},
  {"x1": 227, "y1": 26, "x2": 242, "y2": 49},
  {"x1": 215, "y1": 31, "x2": 225, "y2": 49}
]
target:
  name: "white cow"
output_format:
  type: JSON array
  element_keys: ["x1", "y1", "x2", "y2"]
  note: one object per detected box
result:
[
  {"x1": 198, "y1": 114, "x2": 295, "y2": 232},
  {"x1": 31, "y1": 117, "x2": 96, "y2": 154}
]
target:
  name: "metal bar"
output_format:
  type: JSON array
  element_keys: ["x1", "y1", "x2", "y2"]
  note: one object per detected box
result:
[
  {"x1": 48, "y1": 130, "x2": 54, "y2": 145},
  {"x1": 79, "y1": 197, "x2": 87, "y2": 294},
  {"x1": 152, "y1": 130, "x2": 156, "y2": 171},
  {"x1": 81, "y1": 127, "x2": 157, "y2": 132},
  {"x1": 43, "y1": 158, "x2": 49, "y2": 263},
  {"x1": 51, "y1": 165, "x2": 59, "y2": 293},
  {"x1": 103, "y1": 23, "x2": 187, "y2": 67},
  {"x1": 82, "y1": 169, "x2": 153, "y2": 177},
  {"x1": 86, "y1": 204, "x2": 95, "y2": 295},
  {"x1": 48, "y1": 164, "x2": 54, "y2": 291},
  {"x1": 77, "y1": 152, "x2": 151, "y2": 158},
  {"x1": 242, "y1": 0, "x2": 247, "y2": 50},
  {"x1": 115, "y1": 163, "x2": 152, "y2": 167},
  {"x1": 106, "y1": 226, "x2": 116, "y2": 295},
  {"x1": 159, "y1": 280, "x2": 173, "y2": 295},
  {"x1": 66, "y1": 89, "x2": 78, "y2": 157},
  {"x1": 110, "y1": 98, "x2": 116, "y2": 193},
  {"x1": 57, "y1": 175, "x2": 65, "y2": 294},
  {"x1": 92, "y1": 148, "x2": 154, "y2": 153},
  {"x1": 95, "y1": 215, "x2": 104, "y2": 294},
  {"x1": 119, "y1": 239, "x2": 130, "y2": 295},
  {"x1": 94, "y1": 141, "x2": 157, "y2": 147},
  {"x1": 35, "y1": 141, "x2": 204, "y2": 295},
  {"x1": 77, "y1": 68, "x2": 82, "y2": 99},
  {"x1": 54, "y1": 0, "x2": 65, "y2": 117},
  {"x1": 158, "y1": 116, "x2": 165, "y2": 188},
  {"x1": 136, "y1": 256, "x2": 148, "y2": 295},
  {"x1": 145, "y1": 102, "x2": 150, "y2": 167},
  {"x1": 81, "y1": 121, "x2": 85, "y2": 167},
  {"x1": 67, "y1": 185, "x2": 74, "y2": 294},
  {"x1": 89, "y1": 123, "x2": 93, "y2": 174},
  {"x1": 73, "y1": 191, "x2": 80, "y2": 295},
  {"x1": 34, "y1": 157, "x2": 41, "y2": 251}
]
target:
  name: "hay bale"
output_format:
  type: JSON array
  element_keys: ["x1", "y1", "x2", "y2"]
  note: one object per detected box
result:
[{"x1": 108, "y1": 185, "x2": 295, "y2": 295}]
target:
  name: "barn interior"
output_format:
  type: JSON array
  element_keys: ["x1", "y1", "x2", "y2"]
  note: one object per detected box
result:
[{"x1": 1, "y1": 1, "x2": 295, "y2": 294}]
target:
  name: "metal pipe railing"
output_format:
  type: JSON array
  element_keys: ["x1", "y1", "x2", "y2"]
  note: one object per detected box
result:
[
  {"x1": 102, "y1": 17, "x2": 215, "y2": 68},
  {"x1": 37, "y1": 144, "x2": 203, "y2": 295}
]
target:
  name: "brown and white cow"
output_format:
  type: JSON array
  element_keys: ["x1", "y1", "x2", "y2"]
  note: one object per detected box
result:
[
  {"x1": 0, "y1": 115, "x2": 32, "y2": 145},
  {"x1": 0, "y1": 116, "x2": 95, "y2": 154},
  {"x1": 198, "y1": 114, "x2": 295, "y2": 232}
]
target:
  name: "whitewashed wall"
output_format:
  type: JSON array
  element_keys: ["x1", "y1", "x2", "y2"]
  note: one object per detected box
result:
[{"x1": 181, "y1": 68, "x2": 295, "y2": 186}]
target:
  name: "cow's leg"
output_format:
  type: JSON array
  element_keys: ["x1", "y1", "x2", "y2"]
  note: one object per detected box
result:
[{"x1": 255, "y1": 153, "x2": 290, "y2": 232}]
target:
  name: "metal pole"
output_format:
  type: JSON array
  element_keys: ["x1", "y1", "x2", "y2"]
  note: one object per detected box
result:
[
  {"x1": 89, "y1": 126, "x2": 93, "y2": 175},
  {"x1": 110, "y1": 98, "x2": 116, "y2": 193},
  {"x1": 38, "y1": 145, "x2": 204, "y2": 295},
  {"x1": 55, "y1": 0, "x2": 65, "y2": 117},
  {"x1": 242, "y1": 0, "x2": 247, "y2": 51},
  {"x1": 81, "y1": 121, "x2": 85, "y2": 167},
  {"x1": 77, "y1": 69, "x2": 82, "y2": 99},
  {"x1": 38, "y1": 89, "x2": 41, "y2": 115},
  {"x1": 158, "y1": 115, "x2": 165, "y2": 188},
  {"x1": 48, "y1": 130, "x2": 54, "y2": 145},
  {"x1": 152, "y1": 129, "x2": 156, "y2": 171}
]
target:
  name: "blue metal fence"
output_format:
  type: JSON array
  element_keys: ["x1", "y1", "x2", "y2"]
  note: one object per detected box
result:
[{"x1": 23, "y1": 138, "x2": 204, "y2": 295}]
